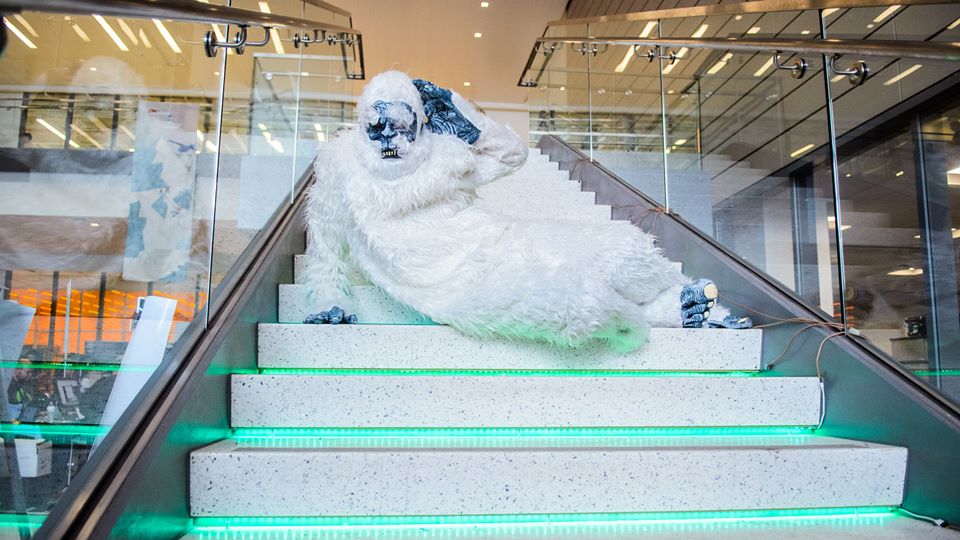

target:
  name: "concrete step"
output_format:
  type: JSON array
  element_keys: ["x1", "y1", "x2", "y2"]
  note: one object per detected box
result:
[
  {"x1": 278, "y1": 284, "x2": 432, "y2": 324},
  {"x1": 230, "y1": 375, "x2": 821, "y2": 428},
  {"x1": 258, "y1": 323, "x2": 762, "y2": 371},
  {"x1": 190, "y1": 435, "x2": 904, "y2": 517}
]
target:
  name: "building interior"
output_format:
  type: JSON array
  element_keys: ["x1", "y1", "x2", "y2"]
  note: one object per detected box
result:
[{"x1": 0, "y1": 0, "x2": 959, "y2": 538}]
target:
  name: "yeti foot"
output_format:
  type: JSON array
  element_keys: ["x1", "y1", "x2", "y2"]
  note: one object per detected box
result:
[
  {"x1": 681, "y1": 279, "x2": 718, "y2": 328},
  {"x1": 681, "y1": 279, "x2": 718, "y2": 308},
  {"x1": 304, "y1": 306, "x2": 358, "y2": 325},
  {"x1": 707, "y1": 315, "x2": 754, "y2": 329}
]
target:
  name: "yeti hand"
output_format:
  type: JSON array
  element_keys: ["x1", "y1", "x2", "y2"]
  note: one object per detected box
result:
[
  {"x1": 412, "y1": 79, "x2": 481, "y2": 144},
  {"x1": 304, "y1": 306, "x2": 358, "y2": 325},
  {"x1": 681, "y1": 279, "x2": 718, "y2": 329}
]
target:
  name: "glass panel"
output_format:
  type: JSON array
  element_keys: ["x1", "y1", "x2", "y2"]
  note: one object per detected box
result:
[
  {"x1": 0, "y1": 12, "x2": 218, "y2": 531},
  {"x1": 655, "y1": 10, "x2": 840, "y2": 311},
  {"x1": 526, "y1": 24, "x2": 591, "y2": 153}
]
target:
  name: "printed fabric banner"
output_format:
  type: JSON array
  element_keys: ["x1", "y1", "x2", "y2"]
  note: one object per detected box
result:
[{"x1": 122, "y1": 101, "x2": 199, "y2": 282}]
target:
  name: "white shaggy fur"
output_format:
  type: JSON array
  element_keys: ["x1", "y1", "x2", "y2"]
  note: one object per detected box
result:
[{"x1": 305, "y1": 71, "x2": 688, "y2": 350}]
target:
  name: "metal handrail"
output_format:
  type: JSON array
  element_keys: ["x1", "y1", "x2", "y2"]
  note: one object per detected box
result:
[
  {"x1": 552, "y1": 0, "x2": 948, "y2": 27},
  {"x1": 520, "y1": 35, "x2": 960, "y2": 87},
  {"x1": 0, "y1": 0, "x2": 356, "y2": 34},
  {"x1": 537, "y1": 36, "x2": 960, "y2": 61}
]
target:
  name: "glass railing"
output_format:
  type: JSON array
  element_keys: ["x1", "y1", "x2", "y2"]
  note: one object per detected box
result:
[
  {"x1": 522, "y1": 0, "x2": 960, "y2": 405},
  {"x1": 0, "y1": 0, "x2": 362, "y2": 534}
]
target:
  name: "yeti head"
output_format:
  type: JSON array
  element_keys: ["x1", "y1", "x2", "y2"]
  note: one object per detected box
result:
[{"x1": 355, "y1": 71, "x2": 429, "y2": 177}]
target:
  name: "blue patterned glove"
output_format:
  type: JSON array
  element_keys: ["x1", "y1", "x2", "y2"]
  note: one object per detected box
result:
[
  {"x1": 304, "y1": 306, "x2": 358, "y2": 324},
  {"x1": 412, "y1": 79, "x2": 481, "y2": 144}
]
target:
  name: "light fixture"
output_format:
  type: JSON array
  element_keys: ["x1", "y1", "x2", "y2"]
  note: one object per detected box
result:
[
  {"x1": 117, "y1": 19, "x2": 139, "y2": 46},
  {"x1": 823, "y1": 8, "x2": 839, "y2": 17},
  {"x1": 845, "y1": 173, "x2": 852, "y2": 178},
  {"x1": 949, "y1": 17, "x2": 960, "y2": 30},
  {"x1": 675, "y1": 139, "x2": 687, "y2": 145},
  {"x1": 152, "y1": 19, "x2": 181, "y2": 54},
  {"x1": 614, "y1": 47, "x2": 634, "y2": 73},
  {"x1": 884, "y1": 64, "x2": 921, "y2": 86},
  {"x1": 474, "y1": 32, "x2": 482, "y2": 38},
  {"x1": 640, "y1": 21, "x2": 658, "y2": 38},
  {"x1": 675, "y1": 47, "x2": 689, "y2": 58},
  {"x1": 13, "y1": 14, "x2": 38, "y2": 38},
  {"x1": 90, "y1": 222, "x2": 100, "y2": 228},
  {"x1": 624, "y1": 90, "x2": 632, "y2": 96},
  {"x1": 93, "y1": 15, "x2": 129, "y2": 51},
  {"x1": 831, "y1": 74, "x2": 845, "y2": 83},
  {"x1": 707, "y1": 53, "x2": 733, "y2": 75},
  {"x1": 71, "y1": 124, "x2": 103, "y2": 149},
  {"x1": 887, "y1": 267, "x2": 923, "y2": 276},
  {"x1": 37, "y1": 118, "x2": 79, "y2": 148},
  {"x1": 866, "y1": 23, "x2": 875, "y2": 29},
  {"x1": 801, "y1": 30, "x2": 811, "y2": 35},
  {"x1": 210, "y1": 24, "x2": 226, "y2": 45},
  {"x1": 735, "y1": 15, "x2": 743, "y2": 21},
  {"x1": 559, "y1": 86, "x2": 565, "y2": 91},
  {"x1": 73, "y1": 23, "x2": 91, "y2": 42},
  {"x1": 481, "y1": 1, "x2": 489, "y2": 7},
  {"x1": 463, "y1": 81, "x2": 471, "y2": 87},
  {"x1": 692, "y1": 24, "x2": 709, "y2": 38},
  {"x1": 667, "y1": 89, "x2": 675, "y2": 94},
  {"x1": 754, "y1": 57, "x2": 774, "y2": 77},
  {"x1": 662, "y1": 62, "x2": 677, "y2": 74},
  {"x1": 301, "y1": 71, "x2": 310, "y2": 76},
  {"x1": 255, "y1": 3, "x2": 285, "y2": 55},
  {"x1": 873, "y1": 5, "x2": 901, "y2": 23},
  {"x1": 119, "y1": 126, "x2": 136, "y2": 141},
  {"x1": 138, "y1": 28, "x2": 152, "y2": 47},
  {"x1": 895, "y1": 170, "x2": 904, "y2": 177},
  {"x1": 790, "y1": 143, "x2": 815, "y2": 158},
  {"x1": 4, "y1": 19, "x2": 37, "y2": 49},
  {"x1": 747, "y1": 27, "x2": 760, "y2": 34},
  {"x1": 89, "y1": 67, "x2": 97, "y2": 72}
]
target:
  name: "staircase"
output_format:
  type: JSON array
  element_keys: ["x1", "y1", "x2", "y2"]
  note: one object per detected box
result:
[{"x1": 181, "y1": 149, "x2": 926, "y2": 538}]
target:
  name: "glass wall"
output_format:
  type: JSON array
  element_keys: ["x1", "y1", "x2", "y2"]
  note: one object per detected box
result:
[
  {"x1": 0, "y1": 1, "x2": 361, "y2": 534},
  {"x1": 524, "y1": 3, "x2": 960, "y2": 405}
]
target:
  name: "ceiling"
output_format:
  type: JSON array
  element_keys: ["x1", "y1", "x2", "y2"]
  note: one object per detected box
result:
[{"x1": 343, "y1": 0, "x2": 567, "y2": 104}]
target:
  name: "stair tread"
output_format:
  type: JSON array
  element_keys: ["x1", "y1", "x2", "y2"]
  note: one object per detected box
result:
[
  {"x1": 230, "y1": 375, "x2": 821, "y2": 428},
  {"x1": 257, "y1": 323, "x2": 763, "y2": 371},
  {"x1": 197, "y1": 434, "x2": 896, "y2": 452}
]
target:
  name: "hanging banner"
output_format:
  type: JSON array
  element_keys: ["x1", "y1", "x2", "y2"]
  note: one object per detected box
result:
[{"x1": 122, "y1": 101, "x2": 199, "y2": 282}]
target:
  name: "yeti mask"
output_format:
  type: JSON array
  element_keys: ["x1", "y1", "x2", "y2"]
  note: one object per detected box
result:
[{"x1": 365, "y1": 100, "x2": 419, "y2": 159}]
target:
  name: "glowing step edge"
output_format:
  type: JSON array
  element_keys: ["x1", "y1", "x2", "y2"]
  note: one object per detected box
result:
[
  {"x1": 189, "y1": 506, "x2": 898, "y2": 531},
  {"x1": 232, "y1": 426, "x2": 816, "y2": 439},
  {"x1": 245, "y1": 368, "x2": 761, "y2": 377}
]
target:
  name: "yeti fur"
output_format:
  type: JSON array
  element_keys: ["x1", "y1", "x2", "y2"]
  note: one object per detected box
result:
[{"x1": 304, "y1": 71, "x2": 688, "y2": 351}]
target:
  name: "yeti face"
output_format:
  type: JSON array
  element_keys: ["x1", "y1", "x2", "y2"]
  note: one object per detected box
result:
[{"x1": 365, "y1": 100, "x2": 419, "y2": 159}]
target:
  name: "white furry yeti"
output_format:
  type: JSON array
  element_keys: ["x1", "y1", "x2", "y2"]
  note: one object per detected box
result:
[{"x1": 304, "y1": 71, "x2": 739, "y2": 351}]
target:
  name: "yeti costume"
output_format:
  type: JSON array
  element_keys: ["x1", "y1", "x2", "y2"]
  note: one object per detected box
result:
[{"x1": 304, "y1": 71, "x2": 695, "y2": 351}]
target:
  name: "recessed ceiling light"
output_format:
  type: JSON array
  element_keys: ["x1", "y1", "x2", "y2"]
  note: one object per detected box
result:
[
  {"x1": 888, "y1": 267, "x2": 923, "y2": 276},
  {"x1": 675, "y1": 139, "x2": 687, "y2": 145},
  {"x1": 790, "y1": 143, "x2": 815, "y2": 158},
  {"x1": 735, "y1": 15, "x2": 743, "y2": 21},
  {"x1": 692, "y1": 24, "x2": 709, "y2": 38},
  {"x1": 559, "y1": 86, "x2": 565, "y2": 91},
  {"x1": 73, "y1": 23, "x2": 91, "y2": 42},
  {"x1": 801, "y1": 30, "x2": 811, "y2": 35},
  {"x1": 754, "y1": 57, "x2": 774, "y2": 77},
  {"x1": 884, "y1": 64, "x2": 922, "y2": 86},
  {"x1": 90, "y1": 222, "x2": 100, "y2": 228},
  {"x1": 480, "y1": 1, "x2": 489, "y2": 7},
  {"x1": 747, "y1": 26, "x2": 760, "y2": 34},
  {"x1": 463, "y1": 82, "x2": 471, "y2": 87},
  {"x1": 93, "y1": 15, "x2": 129, "y2": 52},
  {"x1": 474, "y1": 32, "x2": 482, "y2": 38},
  {"x1": 4, "y1": 19, "x2": 37, "y2": 49},
  {"x1": 895, "y1": 170, "x2": 904, "y2": 177},
  {"x1": 873, "y1": 5, "x2": 901, "y2": 23},
  {"x1": 823, "y1": 8, "x2": 839, "y2": 17}
]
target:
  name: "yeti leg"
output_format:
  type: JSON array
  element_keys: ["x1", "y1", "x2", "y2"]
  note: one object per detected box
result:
[{"x1": 638, "y1": 284, "x2": 685, "y2": 328}]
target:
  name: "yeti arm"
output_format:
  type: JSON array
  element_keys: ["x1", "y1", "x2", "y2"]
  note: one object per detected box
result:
[
  {"x1": 303, "y1": 172, "x2": 351, "y2": 307},
  {"x1": 450, "y1": 93, "x2": 529, "y2": 189}
]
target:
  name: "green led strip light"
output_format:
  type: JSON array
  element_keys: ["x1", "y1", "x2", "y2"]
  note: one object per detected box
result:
[
  {"x1": 0, "y1": 361, "x2": 151, "y2": 373},
  {"x1": 254, "y1": 368, "x2": 760, "y2": 377},
  {"x1": 0, "y1": 423, "x2": 109, "y2": 437},
  {"x1": 233, "y1": 426, "x2": 816, "y2": 439},
  {"x1": 0, "y1": 514, "x2": 46, "y2": 528},
  {"x1": 190, "y1": 506, "x2": 897, "y2": 531},
  {"x1": 913, "y1": 369, "x2": 960, "y2": 377}
]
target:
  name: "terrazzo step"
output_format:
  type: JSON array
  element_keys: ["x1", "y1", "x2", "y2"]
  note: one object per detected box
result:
[
  {"x1": 190, "y1": 435, "x2": 905, "y2": 517},
  {"x1": 293, "y1": 255, "x2": 682, "y2": 286},
  {"x1": 278, "y1": 284, "x2": 432, "y2": 324},
  {"x1": 258, "y1": 323, "x2": 762, "y2": 370},
  {"x1": 231, "y1": 375, "x2": 820, "y2": 427}
]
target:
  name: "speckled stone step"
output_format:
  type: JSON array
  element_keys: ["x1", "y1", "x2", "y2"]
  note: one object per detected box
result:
[
  {"x1": 258, "y1": 324, "x2": 762, "y2": 370},
  {"x1": 190, "y1": 436, "x2": 905, "y2": 517},
  {"x1": 278, "y1": 284, "x2": 432, "y2": 324},
  {"x1": 231, "y1": 375, "x2": 820, "y2": 428},
  {"x1": 293, "y1": 255, "x2": 682, "y2": 287}
]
